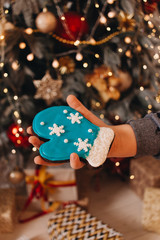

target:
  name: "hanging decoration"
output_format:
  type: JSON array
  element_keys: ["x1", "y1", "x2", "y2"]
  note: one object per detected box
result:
[
  {"x1": 35, "y1": 9, "x2": 57, "y2": 34},
  {"x1": 85, "y1": 66, "x2": 132, "y2": 104},
  {"x1": 7, "y1": 123, "x2": 30, "y2": 148},
  {"x1": 33, "y1": 71, "x2": 63, "y2": 105},
  {"x1": 118, "y1": 11, "x2": 136, "y2": 32},
  {"x1": 58, "y1": 56, "x2": 75, "y2": 74}
]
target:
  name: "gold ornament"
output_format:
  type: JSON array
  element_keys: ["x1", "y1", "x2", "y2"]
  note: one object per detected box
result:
[
  {"x1": 9, "y1": 167, "x2": 25, "y2": 184},
  {"x1": 33, "y1": 71, "x2": 63, "y2": 105},
  {"x1": 58, "y1": 56, "x2": 75, "y2": 74},
  {"x1": 85, "y1": 66, "x2": 132, "y2": 104},
  {"x1": 118, "y1": 11, "x2": 136, "y2": 32},
  {"x1": 35, "y1": 11, "x2": 57, "y2": 33}
]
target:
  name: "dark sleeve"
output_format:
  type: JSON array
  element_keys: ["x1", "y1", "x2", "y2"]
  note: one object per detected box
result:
[{"x1": 127, "y1": 112, "x2": 160, "y2": 157}]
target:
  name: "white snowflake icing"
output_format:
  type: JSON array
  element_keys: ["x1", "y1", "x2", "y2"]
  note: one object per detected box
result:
[
  {"x1": 74, "y1": 138, "x2": 92, "y2": 152},
  {"x1": 48, "y1": 124, "x2": 65, "y2": 136},
  {"x1": 67, "y1": 112, "x2": 83, "y2": 124}
]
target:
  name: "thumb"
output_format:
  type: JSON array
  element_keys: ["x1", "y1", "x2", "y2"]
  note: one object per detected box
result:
[{"x1": 66, "y1": 95, "x2": 106, "y2": 127}]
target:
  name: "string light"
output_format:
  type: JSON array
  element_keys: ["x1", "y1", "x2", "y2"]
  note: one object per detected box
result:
[
  {"x1": 76, "y1": 52, "x2": 83, "y2": 61},
  {"x1": 107, "y1": 0, "x2": 115, "y2": 4},
  {"x1": 124, "y1": 36, "x2": 131, "y2": 44},
  {"x1": 74, "y1": 40, "x2": 80, "y2": 46},
  {"x1": 130, "y1": 175, "x2": 135, "y2": 180},
  {"x1": 3, "y1": 72, "x2": 8, "y2": 77},
  {"x1": 86, "y1": 82, "x2": 91, "y2": 87},
  {"x1": 27, "y1": 53, "x2": 34, "y2": 61},
  {"x1": 95, "y1": 3, "x2": 99, "y2": 8},
  {"x1": 153, "y1": 53, "x2": 159, "y2": 60},
  {"x1": 140, "y1": 86, "x2": 144, "y2": 91},
  {"x1": 3, "y1": 88, "x2": 8, "y2": 93},
  {"x1": 83, "y1": 62, "x2": 88, "y2": 68},
  {"x1": 4, "y1": 9, "x2": 9, "y2": 14},
  {"x1": 19, "y1": 42, "x2": 26, "y2": 49},
  {"x1": 12, "y1": 61, "x2": 19, "y2": 70},
  {"x1": 143, "y1": 65, "x2": 147, "y2": 70},
  {"x1": 17, "y1": 119, "x2": 22, "y2": 124},
  {"x1": 96, "y1": 102, "x2": 101, "y2": 107},
  {"x1": 100, "y1": 114, "x2": 104, "y2": 119},
  {"x1": 125, "y1": 50, "x2": 131, "y2": 57},
  {"x1": 13, "y1": 95, "x2": 18, "y2": 100},
  {"x1": 32, "y1": 147, "x2": 37, "y2": 152},
  {"x1": 25, "y1": 28, "x2": 33, "y2": 34},
  {"x1": 0, "y1": 62, "x2": 4, "y2": 68},
  {"x1": 95, "y1": 53, "x2": 100, "y2": 58},
  {"x1": 0, "y1": 35, "x2": 4, "y2": 40},
  {"x1": 108, "y1": 11, "x2": 116, "y2": 18},
  {"x1": 115, "y1": 162, "x2": 120, "y2": 166},
  {"x1": 11, "y1": 149, "x2": 16, "y2": 154},
  {"x1": 52, "y1": 59, "x2": 59, "y2": 68},
  {"x1": 118, "y1": 48, "x2": 123, "y2": 53},
  {"x1": 148, "y1": 104, "x2": 152, "y2": 110},
  {"x1": 14, "y1": 111, "x2": 20, "y2": 118},
  {"x1": 61, "y1": 16, "x2": 65, "y2": 20},
  {"x1": 106, "y1": 27, "x2": 111, "y2": 31},
  {"x1": 115, "y1": 115, "x2": 120, "y2": 120},
  {"x1": 99, "y1": 15, "x2": 107, "y2": 24}
]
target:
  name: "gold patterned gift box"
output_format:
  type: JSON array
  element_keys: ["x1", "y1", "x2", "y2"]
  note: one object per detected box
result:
[{"x1": 48, "y1": 204, "x2": 123, "y2": 240}]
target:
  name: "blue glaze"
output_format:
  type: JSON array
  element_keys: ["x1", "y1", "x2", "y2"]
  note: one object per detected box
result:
[{"x1": 32, "y1": 106, "x2": 100, "y2": 162}]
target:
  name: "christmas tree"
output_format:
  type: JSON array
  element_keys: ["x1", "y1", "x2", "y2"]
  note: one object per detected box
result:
[{"x1": 0, "y1": 0, "x2": 160, "y2": 184}]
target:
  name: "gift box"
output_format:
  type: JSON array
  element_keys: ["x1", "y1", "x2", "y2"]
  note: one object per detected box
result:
[
  {"x1": 0, "y1": 188, "x2": 16, "y2": 233},
  {"x1": 48, "y1": 204, "x2": 123, "y2": 240},
  {"x1": 25, "y1": 166, "x2": 78, "y2": 203},
  {"x1": 130, "y1": 156, "x2": 160, "y2": 199},
  {"x1": 142, "y1": 187, "x2": 160, "y2": 234}
]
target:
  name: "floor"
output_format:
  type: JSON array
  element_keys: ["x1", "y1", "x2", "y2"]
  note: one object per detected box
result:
[{"x1": 0, "y1": 166, "x2": 160, "y2": 240}]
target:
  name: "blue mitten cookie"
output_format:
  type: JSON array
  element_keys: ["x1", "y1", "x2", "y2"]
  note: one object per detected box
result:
[{"x1": 32, "y1": 106, "x2": 114, "y2": 167}]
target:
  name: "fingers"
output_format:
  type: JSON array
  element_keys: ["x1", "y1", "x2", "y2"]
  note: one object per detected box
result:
[
  {"x1": 70, "y1": 153, "x2": 85, "y2": 169},
  {"x1": 27, "y1": 126, "x2": 33, "y2": 135},
  {"x1": 66, "y1": 95, "x2": 106, "y2": 127},
  {"x1": 28, "y1": 136, "x2": 43, "y2": 149},
  {"x1": 34, "y1": 156, "x2": 63, "y2": 166}
]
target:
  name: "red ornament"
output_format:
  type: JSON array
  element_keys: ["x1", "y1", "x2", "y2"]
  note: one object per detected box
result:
[
  {"x1": 7, "y1": 123, "x2": 30, "y2": 148},
  {"x1": 55, "y1": 12, "x2": 89, "y2": 41},
  {"x1": 141, "y1": 0, "x2": 157, "y2": 14}
]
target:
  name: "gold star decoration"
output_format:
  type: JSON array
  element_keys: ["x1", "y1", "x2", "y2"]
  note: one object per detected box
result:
[
  {"x1": 118, "y1": 11, "x2": 136, "y2": 32},
  {"x1": 33, "y1": 71, "x2": 63, "y2": 105}
]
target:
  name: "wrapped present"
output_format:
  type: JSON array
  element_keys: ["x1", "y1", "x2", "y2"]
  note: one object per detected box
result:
[
  {"x1": 130, "y1": 156, "x2": 160, "y2": 199},
  {"x1": 142, "y1": 187, "x2": 160, "y2": 234},
  {"x1": 19, "y1": 166, "x2": 78, "y2": 222},
  {"x1": 48, "y1": 204, "x2": 123, "y2": 240},
  {"x1": 0, "y1": 188, "x2": 16, "y2": 233}
]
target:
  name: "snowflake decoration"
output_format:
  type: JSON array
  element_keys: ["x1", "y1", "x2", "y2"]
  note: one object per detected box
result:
[
  {"x1": 33, "y1": 71, "x2": 63, "y2": 105},
  {"x1": 67, "y1": 112, "x2": 83, "y2": 124},
  {"x1": 74, "y1": 138, "x2": 91, "y2": 152},
  {"x1": 48, "y1": 124, "x2": 65, "y2": 136}
]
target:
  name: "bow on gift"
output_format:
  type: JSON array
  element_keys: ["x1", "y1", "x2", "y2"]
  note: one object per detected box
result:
[{"x1": 19, "y1": 166, "x2": 76, "y2": 223}]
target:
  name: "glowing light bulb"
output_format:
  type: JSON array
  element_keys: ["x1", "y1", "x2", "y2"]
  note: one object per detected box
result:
[
  {"x1": 130, "y1": 175, "x2": 135, "y2": 180},
  {"x1": 115, "y1": 115, "x2": 120, "y2": 120},
  {"x1": 100, "y1": 15, "x2": 107, "y2": 24},
  {"x1": 52, "y1": 59, "x2": 59, "y2": 68},
  {"x1": 12, "y1": 61, "x2": 19, "y2": 70},
  {"x1": 27, "y1": 53, "x2": 34, "y2": 61},
  {"x1": 83, "y1": 62, "x2": 88, "y2": 68},
  {"x1": 76, "y1": 52, "x2": 83, "y2": 61},
  {"x1": 25, "y1": 28, "x2": 33, "y2": 34},
  {"x1": 19, "y1": 42, "x2": 26, "y2": 49},
  {"x1": 14, "y1": 95, "x2": 18, "y2": 100},
  {"x1": 3, "y1": 88, "x2": 8, "y2": 93},
  {"x1": 86, "y1": 82, "x2": 91, "y2": 87},
  {"x1": 74, "y1": 40, "x2": 80, "y2": 46},
  {"x1": 124, "y1": 36, "x2": 131, "y2": 44},
  {"x1": 108, "y1": 11, "x2": 116, "y2": 18}
]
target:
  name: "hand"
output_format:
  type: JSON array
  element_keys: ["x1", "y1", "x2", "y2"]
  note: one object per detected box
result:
[{"x1": 27, "y1": 95, "x2": 109, "y2": 169}]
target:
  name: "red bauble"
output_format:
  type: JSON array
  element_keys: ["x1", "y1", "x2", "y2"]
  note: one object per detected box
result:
[
  {"x1": 55, "y1": 12, "x2": 89, "y2": 41},
  {"x1": 7, "y1": 123, "x2": 30, "y2": 148},
  {"x1": 142, "y1": 0, "x2": 157, "y2": 14}
]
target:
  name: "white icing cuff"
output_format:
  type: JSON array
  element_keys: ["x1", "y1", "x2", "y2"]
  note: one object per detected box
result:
[{"x1": 86, "y1": 127, "x2": 114, "y2": 167}]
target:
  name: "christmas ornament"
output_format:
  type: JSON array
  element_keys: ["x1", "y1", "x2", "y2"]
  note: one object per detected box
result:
[
  {"x1": 9, "y1": 167, "x2": 25, "y2": 184},
  {"x1": 7, "y1": 123, "x2": 30, "y2": 148},
  {"x1": 85, "y1": 66, "x2": 132, "y2": 104},
  {"x1": 118, "y1": 11, "x2": 136, "y2": 32},
  {"x1": 55, "y1": 12, "x2": 89, "y2": 41},
  {"x1": 33, "y1": 71, "x2": 63, "y2": 105},
  {"x1": 58, "y1": 56, "x2": 75, "y2": 74},
  {"x1": 35, "y1": 11, "x2": 57, "y2": 33},
  {"x1": 141, "y1": 0, "x2": 157, "y2": 14}
]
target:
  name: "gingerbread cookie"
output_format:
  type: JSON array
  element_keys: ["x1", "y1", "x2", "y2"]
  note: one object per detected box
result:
[{"x1": 32, "y1": 106, "x2": 114, "y2": 167}]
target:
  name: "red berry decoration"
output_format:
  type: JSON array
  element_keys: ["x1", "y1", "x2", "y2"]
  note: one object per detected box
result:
[
  {"x1": 7, "y1": 123, "x2": 30, "y2": 148},
  {"x1": 55, "y1": 12, "x2": 89, "y2": 41}
]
